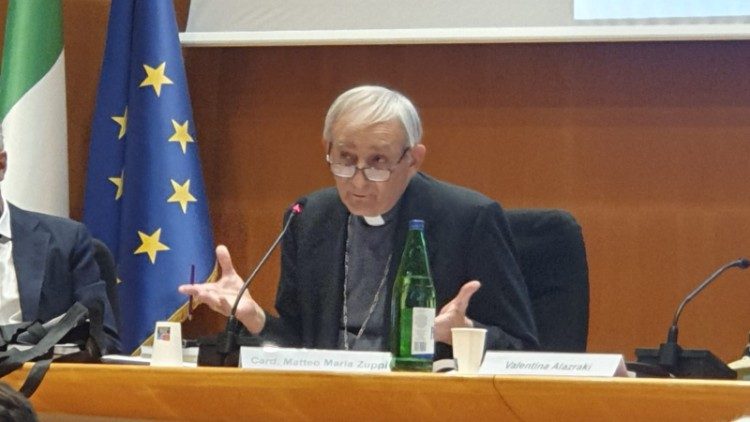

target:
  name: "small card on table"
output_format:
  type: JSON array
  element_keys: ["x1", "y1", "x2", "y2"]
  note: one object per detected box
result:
[
  {"x1": 240, "y1": 346, "x2": 391, "y2": 373},
  {"x1": 479, "y1": 351, "x2": 628, "y2": 377}
]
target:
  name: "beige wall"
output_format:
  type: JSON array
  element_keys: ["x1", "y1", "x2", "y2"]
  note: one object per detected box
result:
[{"x1": 3, "y1": 0, "x2": 750, "y2": 361}]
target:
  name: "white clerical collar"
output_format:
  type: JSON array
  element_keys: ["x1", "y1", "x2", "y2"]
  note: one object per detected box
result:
[{"x1": 363, "y1": 215, "x2": 385, "y2": 226}]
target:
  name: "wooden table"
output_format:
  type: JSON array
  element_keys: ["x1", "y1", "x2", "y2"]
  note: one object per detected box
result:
[{"x1": 4, "y1": 364, "x2": 750, "y2": 421}]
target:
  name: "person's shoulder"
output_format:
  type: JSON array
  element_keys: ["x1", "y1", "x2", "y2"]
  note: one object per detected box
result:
[
  {"x1": 407, "y1": 174, "x2": 510, "y2": 240},
  {"x1": 294, "y1": 186, "x2": 342, "y2": 216},
  {"x1": 287, "y1": 187, "x2": 345, "y2": 241},
  {"x1": 412, "y1": 172, "x2": 497, "y2": 209},
  {"x1": 303, "y1": 186, "x2": 340, "y2": 204},
  {"x1": 10, "y1": 204, "x2": 88, "y2": 235}
]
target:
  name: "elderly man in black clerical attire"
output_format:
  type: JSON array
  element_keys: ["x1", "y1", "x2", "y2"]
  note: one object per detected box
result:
[{"x1": 180, "y1": 85, "x2": 538, "y2": 357}]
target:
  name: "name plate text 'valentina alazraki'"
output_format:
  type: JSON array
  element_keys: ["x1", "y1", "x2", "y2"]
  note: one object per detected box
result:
[{"x1": 479, "y1": 351, "x2": 628, "y2": 377}]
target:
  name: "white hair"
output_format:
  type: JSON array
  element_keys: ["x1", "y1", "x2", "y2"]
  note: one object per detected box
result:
[{"x1": 323, "y1": 85, "x2": 422, "y2": 147}]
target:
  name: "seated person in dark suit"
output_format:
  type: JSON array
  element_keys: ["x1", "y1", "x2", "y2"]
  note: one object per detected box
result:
[
  {"x1": 0, "y1": 130, "x2": 120, "y2": 353},
  {"x1": 180, "y1": 85, "x2": 538, "y2": 356}
]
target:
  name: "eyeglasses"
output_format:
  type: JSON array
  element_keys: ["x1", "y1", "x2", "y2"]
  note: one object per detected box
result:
[{"x1": 326, "y1": 146, "x2": 411, "y2": 182}]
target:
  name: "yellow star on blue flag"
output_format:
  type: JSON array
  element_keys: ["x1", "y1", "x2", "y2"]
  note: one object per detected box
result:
[
  {"x1": 168, "y1": 119, "x2": 194, "y2": 153},
  {"x1": 139, "y1": 62, "x2": 173, "y2": 97},
  {"x1": 134, "y1": 228, "x2": 170, "y2": 263},
  {"x1": 167, "y1": 179, "x2": 197, "y2": 213}
]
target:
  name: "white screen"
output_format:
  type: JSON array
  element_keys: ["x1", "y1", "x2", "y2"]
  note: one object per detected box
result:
[
  {"x1": 182, "y1": 0, "x2": 750, "y2": 46},
  {"x1": 575, "y1": 0, "x2": 750, "y2": 20}
]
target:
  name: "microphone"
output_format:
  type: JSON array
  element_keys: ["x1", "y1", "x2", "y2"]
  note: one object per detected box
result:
[
  {"x1": 633, "y1": 257, "x2": 749, "y2": 379},
  {"x1": 198, "y1": 198, "x2": 306, "y2": 367}
]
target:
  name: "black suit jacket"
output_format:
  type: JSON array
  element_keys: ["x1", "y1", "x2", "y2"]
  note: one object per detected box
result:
[
  {"x1": 10, "y1": 204, "x2": 121, "y2": 353},
  {"x1": 262, "y1": 173, "x2": 539, "y2": 356}
]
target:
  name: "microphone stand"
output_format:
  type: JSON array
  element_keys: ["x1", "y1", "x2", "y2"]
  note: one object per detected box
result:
[
  {"x1": 198, "y1": 202, "x2": 305, "y2": 367},
  {"x1": 634, "y1": 258, "x2": 749, "y2": 379}
]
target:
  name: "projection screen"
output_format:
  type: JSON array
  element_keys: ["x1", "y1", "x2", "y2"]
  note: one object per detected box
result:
[{"x1": 181, "y1": 0, "x2": 750, "y2": 46}]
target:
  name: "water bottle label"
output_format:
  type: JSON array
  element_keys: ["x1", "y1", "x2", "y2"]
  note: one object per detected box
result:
[{"x1": 411, "y1": 307, "x2": 435, "y2": 356}]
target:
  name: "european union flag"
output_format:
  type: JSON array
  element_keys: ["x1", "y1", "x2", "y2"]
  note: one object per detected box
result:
[{"x1": 83, "y1": 0, "x2": 214, "y2": 352}]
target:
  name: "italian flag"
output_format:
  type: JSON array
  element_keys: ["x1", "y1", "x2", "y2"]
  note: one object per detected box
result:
[{"x1": 0, "y1": 0, "x2": 68, "y2": 217}]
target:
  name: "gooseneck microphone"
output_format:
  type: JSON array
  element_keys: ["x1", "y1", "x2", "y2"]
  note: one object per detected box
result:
[
  {"x1": 634, "y1": 257, "x2": 749, "y2": 379},
  {"x1": 666, "y1": 258, "x2": 750, "y2": 347},
  {"x1": 199, "y1": 199, "x2": 306, "y2": 367}
]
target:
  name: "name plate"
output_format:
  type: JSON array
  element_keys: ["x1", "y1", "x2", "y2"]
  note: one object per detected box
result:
[
  {"x1": 479, "y1": 351, "x2": 628, "y2": 377},
  {"x1": 240, "y1": 346, "x2": 391, "y2": 373}
]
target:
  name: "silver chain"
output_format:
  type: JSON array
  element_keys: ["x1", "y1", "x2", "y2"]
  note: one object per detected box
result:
[{"x1": 342, "y1": 215, "x2": 392, "y2": 351}]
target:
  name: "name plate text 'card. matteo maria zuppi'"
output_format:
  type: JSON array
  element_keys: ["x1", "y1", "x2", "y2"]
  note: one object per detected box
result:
[
  {"x1": 240, "y1": 347, "x2": 391, "y2": 373},
  {"x1": 479, "y1": 351, "x2": 629, "y2": 377}
]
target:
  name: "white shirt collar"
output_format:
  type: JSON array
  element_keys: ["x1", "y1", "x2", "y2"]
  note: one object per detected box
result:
[
  {"x1": 0, "y1": 197, "x2": 11, "y2": 239},
  {"x1": 363, "y1": 215, "x2": 385, "y2": 226}
]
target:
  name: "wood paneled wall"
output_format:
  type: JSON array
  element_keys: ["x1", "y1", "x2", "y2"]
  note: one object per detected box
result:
[
  {"x1": 185, "y1": 42, "x2": 750, "y2": 361},
  {"x1": 5, "y1": 0, "x2": 750, "y2": 361}
]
